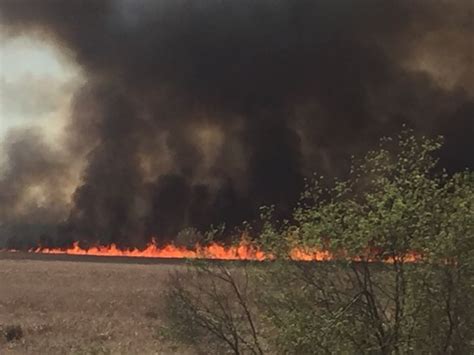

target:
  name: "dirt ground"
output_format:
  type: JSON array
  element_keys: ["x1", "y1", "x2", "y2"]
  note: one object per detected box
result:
[{"x1": 0, "y1": 253, "x2": 191, "y2": 354}]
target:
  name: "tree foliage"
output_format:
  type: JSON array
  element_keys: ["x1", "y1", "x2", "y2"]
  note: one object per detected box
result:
[{"x1": 162, "y1": 130, "x2": 474, "y2": 354}]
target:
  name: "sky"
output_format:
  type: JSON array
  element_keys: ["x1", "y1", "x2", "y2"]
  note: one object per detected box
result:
[{"x1": 0, "y1": 34, "x2": 81, "y2": 145}]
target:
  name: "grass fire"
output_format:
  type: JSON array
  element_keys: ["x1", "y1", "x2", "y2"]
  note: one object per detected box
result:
[{"x1": 1, "y1": 0, "x2": 473, "y2": 353}]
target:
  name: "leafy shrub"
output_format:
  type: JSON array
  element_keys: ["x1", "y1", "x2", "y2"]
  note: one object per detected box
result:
[{"x1": 162, "y1": 130, "x2": 474, "y2": 354}]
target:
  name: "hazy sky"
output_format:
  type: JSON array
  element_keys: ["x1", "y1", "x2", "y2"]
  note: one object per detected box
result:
[{"x1": 0, "y1": 34, "x2": 80, "y2": 144}]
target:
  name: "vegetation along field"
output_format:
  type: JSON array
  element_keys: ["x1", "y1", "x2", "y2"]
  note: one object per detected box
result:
[
  {"x1": 1, "y1": 0, "x2": 473, "y2": 353},
  {"x1": 1, "y1": 132, "x2": 474, "y2": 354}
]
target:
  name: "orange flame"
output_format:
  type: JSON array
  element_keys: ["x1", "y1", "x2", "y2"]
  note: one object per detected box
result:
[
  {"x1": 28, "y1": 240, "x2": 337, "y2": 261},
  {"x1": 22, "y1": 240, "x2": 421, "y2": 262},
  {"x1": 30, "y1": 240, "x2": 270, "y2": 261}
]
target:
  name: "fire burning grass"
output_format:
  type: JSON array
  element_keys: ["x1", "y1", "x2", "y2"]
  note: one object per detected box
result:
[
  {"x1": 29, "y1": 240, "x2": 271, "y2": 261},
  {"x1": 5, "y1": 239, "x2": 422, "y2": 263},
  {"x1": 38, "y1": 242, "x2": 332, "y2": 261}
]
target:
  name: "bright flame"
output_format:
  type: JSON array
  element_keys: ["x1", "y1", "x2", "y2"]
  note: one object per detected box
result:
[
  {"x1": 27, "y1": 240, "x2": 420, "y2": 262},
  {"x1": 28, "y1": 240, "x2": 336, "y2": 261},
  {"x1": 30, "y1": 241, "x2": 270, "y2": 261}
]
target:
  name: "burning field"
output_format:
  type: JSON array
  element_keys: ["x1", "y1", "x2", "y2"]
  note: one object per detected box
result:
[
  {"x1": 0, "y1": 0, "x2": 473, "y2": 353},
  {"x1": 1, "y1": 0, "x2": 473, "y2": 252}
]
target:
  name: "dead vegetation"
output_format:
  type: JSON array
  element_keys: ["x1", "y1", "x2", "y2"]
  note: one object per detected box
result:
[{"x1": 0, "y1": 256, "x2": 191, "y2": 354}]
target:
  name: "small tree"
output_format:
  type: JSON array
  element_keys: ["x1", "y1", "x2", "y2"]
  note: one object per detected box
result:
[
  {"x1": 260, "y1": 130, "x2": 474, "y2": 353},
  {"x1": 163, "y1": 261, "x2": 266, "y2": 354},
  {"x1": 162, "y1": 129, "x2": 474, "y2": 354}
]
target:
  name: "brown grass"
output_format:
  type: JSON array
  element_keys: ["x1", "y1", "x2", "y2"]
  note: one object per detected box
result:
[{"x1": 0, "y1": 254, "x2": 192, "y2": 354}]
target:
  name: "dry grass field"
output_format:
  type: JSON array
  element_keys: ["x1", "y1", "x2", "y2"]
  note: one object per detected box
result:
[{"x1": 0, "y1": 253, "x2": 191, "y2": 354}]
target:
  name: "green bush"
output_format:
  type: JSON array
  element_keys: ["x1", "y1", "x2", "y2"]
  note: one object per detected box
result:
[{"x1": 162, "y1": 130, "x2": 474, "y2": 354}]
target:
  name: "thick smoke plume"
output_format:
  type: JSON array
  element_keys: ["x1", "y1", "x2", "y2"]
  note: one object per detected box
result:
[{"x1": 0, "y1": 0, "x2": 473, "y2": 248}]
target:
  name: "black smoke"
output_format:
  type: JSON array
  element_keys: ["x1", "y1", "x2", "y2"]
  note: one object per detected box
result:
[{"x1": 0, "y1": 0, "x2": 473, "y2": 248}]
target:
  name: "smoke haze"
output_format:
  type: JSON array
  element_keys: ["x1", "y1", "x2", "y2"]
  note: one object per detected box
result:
[{"x1": 0, "y1": 0, "x2": 473, "y2": 247}]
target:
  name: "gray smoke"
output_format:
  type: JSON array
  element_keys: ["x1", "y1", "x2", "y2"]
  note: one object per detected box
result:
[{"x1": 0, "y1": 0, "x2": 472, "y2": 248}]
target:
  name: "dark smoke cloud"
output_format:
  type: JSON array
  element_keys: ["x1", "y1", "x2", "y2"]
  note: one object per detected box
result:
[
  {"x1": 0, "y1": 0, "x2": 473, "y2": 247},
  {"x1": 0, "y1": 129, "x2": 75, "y2": 248}
]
